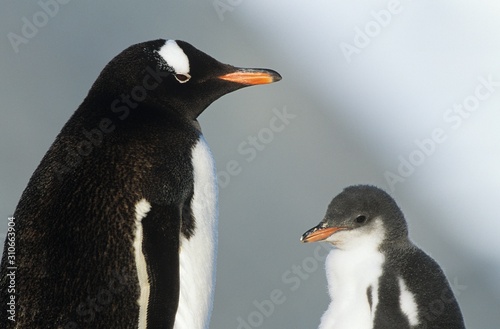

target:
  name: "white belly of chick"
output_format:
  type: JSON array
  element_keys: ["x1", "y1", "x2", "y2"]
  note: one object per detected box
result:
[{"x1": 319, "y1": 230, "x2": 385, "y2": 329}]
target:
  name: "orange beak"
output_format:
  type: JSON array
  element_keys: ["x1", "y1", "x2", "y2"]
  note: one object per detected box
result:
[
  {"x1": 300, "y1": 226, "x2": 346, "y2": 243},
  {"x1": 218, "y1": 68, "x2": 282, "y2": 85}
]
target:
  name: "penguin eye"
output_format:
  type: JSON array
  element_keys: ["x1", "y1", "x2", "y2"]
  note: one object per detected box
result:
[
  {"x1": 355, "y1": 215, "x2": 367, "y2": 224},
  {"x1": 174, "y1": 73, "x2": 191, "y2": 83}
]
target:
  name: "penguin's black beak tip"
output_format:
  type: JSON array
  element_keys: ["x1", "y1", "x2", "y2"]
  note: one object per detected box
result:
[
  {"x1": 218, "y1": 68, "x2": 282, "y2": 85},
  {"x1": 266, "y1": 69, "x2": 282, "y2": 82},
  {"x1": 300, "y1": 228, "x2": 315, "y2": 243}
]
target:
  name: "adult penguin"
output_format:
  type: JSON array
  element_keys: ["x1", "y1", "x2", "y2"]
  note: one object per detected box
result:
[{"x1": 0, "y1": 39, "x2": 281, "y2": 329}]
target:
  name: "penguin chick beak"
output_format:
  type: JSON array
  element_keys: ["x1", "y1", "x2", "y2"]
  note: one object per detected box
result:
[
  {"x1": 301, "y1": 225, "x2": 346, "y2": 243},
  {"x1": 218, "y1": 68, "x2": 282, "y2": 85}
]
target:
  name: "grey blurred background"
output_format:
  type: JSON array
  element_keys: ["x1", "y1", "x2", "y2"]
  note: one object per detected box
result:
[{"x1": 1, "y1": 0, "x2": 499, "y2": 328}]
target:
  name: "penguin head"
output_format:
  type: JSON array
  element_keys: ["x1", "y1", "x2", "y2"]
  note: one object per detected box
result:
[
  {"x1": 86, "y1": 39, "x2": 281, "y2": 120},
  {"x1": 301, "y1": 185, "x2": 408, "y2": 249}
]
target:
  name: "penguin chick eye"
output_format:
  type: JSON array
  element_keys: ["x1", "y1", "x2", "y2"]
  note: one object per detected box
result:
[
  {"x1": 355, "y1": 215, "x2": 367, "y2": 224},
  {"x1": 174, "y1": 73, "x2": 191, "y2": 83}
]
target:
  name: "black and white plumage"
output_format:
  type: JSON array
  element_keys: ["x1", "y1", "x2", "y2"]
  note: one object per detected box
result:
[
  {"x1": 0, "y1": 39, "x2": 280, "y2": 328},
  {"x1": 301, "y1": 185, "x2": 466, "y2": 329}
]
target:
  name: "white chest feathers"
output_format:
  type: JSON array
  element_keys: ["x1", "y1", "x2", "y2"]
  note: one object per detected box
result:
[
  {"x1": 174, "y1": 136, "x2": 218, "y2": 329},
  {"x1": 319, "y1": 219, "x2": 385, "y2": 329}
]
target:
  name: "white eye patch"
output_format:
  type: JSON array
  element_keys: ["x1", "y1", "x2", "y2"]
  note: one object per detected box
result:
[{"x1": 157, "y1": 40, "x2": 191, "y2": 79}]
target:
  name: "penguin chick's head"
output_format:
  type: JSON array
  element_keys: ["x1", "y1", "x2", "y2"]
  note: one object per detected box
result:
[
  {"x1": 86, "y1": 39, "x2": 281, "y2": 120},
  {"x1": 300, "y1": 185, "x2": 408, "y2": 249}
]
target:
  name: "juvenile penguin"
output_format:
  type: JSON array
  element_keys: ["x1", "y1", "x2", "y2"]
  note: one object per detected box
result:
[
  {"x1": 301, "y1": 185, "x2": 465, "y2": 329},
  {"x1": 0, "y1": 39, "x2": 281, "y2": 329}
]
